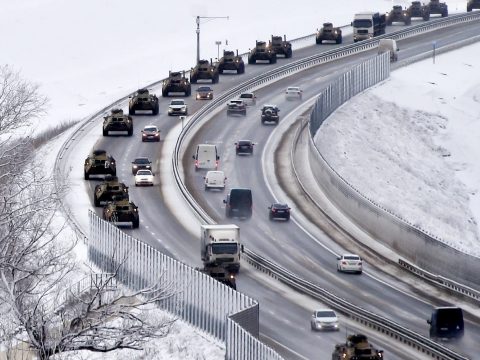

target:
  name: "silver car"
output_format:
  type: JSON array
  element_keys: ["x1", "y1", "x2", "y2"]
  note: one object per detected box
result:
[{"x1": 310, "y1": 309, "x2": 339, "y2": 331}]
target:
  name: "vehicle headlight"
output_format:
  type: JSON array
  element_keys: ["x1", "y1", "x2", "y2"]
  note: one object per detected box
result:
[
  {"x1": 133, "y1": 165, "x2": 138, "y2": 168},
  {"x1": 168, "y1": 108, "x2": 173, "y2": 113}
]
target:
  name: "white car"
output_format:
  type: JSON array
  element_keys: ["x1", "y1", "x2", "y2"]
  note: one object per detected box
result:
[
  {"x1": 134, "y1": 169, "x2": 154, "y2": 186},
  {"x1": 168, "y1": 99, "x2": 188, "y2": 116},
  {"x1": 310, "y1": 309, "x2": 340, "y2": 331},
  {"x1": 239, "y1": 92, "x2": 257, "y2": 106},
  {"x1": 204, "y1": 170, "x2": 226, "y2": 190},
  {"x1": 285, "y1": 86, "x2": 303, "y2": 100},
  {"x1": 337, "y1": 254, "x2": 363, "y2": 274}
]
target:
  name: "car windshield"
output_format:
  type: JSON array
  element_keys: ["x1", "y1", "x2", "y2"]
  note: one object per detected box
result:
[
  {"x1": 273, "y1": 203, "x2": 289, "y2": 209},
  {"x1": 316, "y1": 310, "x2": 336, "y2": 318},
  {"x1": 238, "y1": 141, "x2": 252, "y2": 146},
  {"x1": 240, "y1": 93, "x2": 253, "y2": 99},
  {"x1": 437, "y1": 308, "x2": 463, "y2": 327},
  {"x1": 136, "y1": 170, "x2": 151, "y2": 176},
  {"x1": 171, "y1": 100, "x2": 184, "y2": 105},
  {"x1": 134, "y1": 158, "x2": 150, "y2": 164},
  {"x1": 144, "y1": 127, "x2": 157, "y2": 132},
  {"x1": 288, "y1": 87, "x2": 299, "y2": 91},
  {"x1": 197, "y1": 87, "x2": 212, "y2": 92},
  {"x1": 211, "y1": 243, "x2": 238, "y2": 254},
  {"x1": 353, "y1": 19, "x2": 373, "y2": 28},
  {"x1": 344, "y1": 255, "x2": 360, "y2": 261}
]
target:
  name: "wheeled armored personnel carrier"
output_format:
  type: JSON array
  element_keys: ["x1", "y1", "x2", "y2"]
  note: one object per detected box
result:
[
  {"x1": 84, "y1": 149, "x2": 116, "y2": 180},
  {"x1": 426, "y1": 0, "x2": 448, "y2": 17},
  {"x1": 407, "y1": 1, "x2": 430, "y2": 20},
  {"x1": 93, "y1": 176, "x2": 129, "y2": 207},
  {"x1": 217, "y1": 50, "x2": 245, "y2": 74},
  {"x1": 102, "y1": 109, "x2": 133, "y2": 136},
  {"x1": 128, "y1": 88, "x2": 159, "y2": 115},
  {"x1": 387, "y1": 5, "x2": 412, "y2": 25},
  {"x1": 467, "y1": 0, "x2": 480, "y2": 11},
  {"x1": 270, "y1": 35, "x2": 292, "y2": 58},
  {"x1": 162, "y1": 71, "x2": 191, "y2": 97},
  {"x1": 103, "y1": 198, "x2": 139, "y2": 229},
  {"x1": 316, "y1": 23, "x2": 343, "y2": 44},
  {"x1": 261, "y1": 105, "x2": 280, "y2": 125},
  {"x1": 190, "y1": 59, "x2": 219, "y2": 84},
  {"x1": 248, "y1": 41, "x2": 276, "y2": 64},
  {"x1": 332, "y1": 334, "x2": 384, "y2": 360}
]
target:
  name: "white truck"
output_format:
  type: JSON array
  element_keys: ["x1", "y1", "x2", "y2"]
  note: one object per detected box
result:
[
  {"x1": 352, "y1": 12, "x2": 387, "y2": 42},
  {"x1": 200, "y1": 224, "x2": 241, "y2": 273}
]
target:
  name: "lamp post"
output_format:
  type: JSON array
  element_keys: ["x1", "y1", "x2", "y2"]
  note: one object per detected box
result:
[
  {"x1": 215, "y1": 41, "x2": 222, "y2": 61},
  {"x1": 196, "y1": 15, "x2": 229, "y2": 63}
]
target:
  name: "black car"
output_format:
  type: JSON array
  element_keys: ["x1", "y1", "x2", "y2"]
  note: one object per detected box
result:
[
  {"x1": 428, "y1": 306, "x2": 464, "y2": 340},
  {"x1": 224, "y1": 188, "x2": 252, "y2": 219},
  {"x1": 268, "y1": 203, "x2": 291, "y2": 221},
  {"x1": 131, "y1": 157, "x2": 152, "y2": 175},
  {"x1": 235, "y1": 140, "x2": 254, "y2": 155},
  {"x1": 261, "y1": 104, "x2": 280, "y2": 124}
]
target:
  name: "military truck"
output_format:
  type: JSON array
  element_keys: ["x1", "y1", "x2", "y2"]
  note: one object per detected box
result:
[
  {"x1": 467, "y1": 0, "x2": 480, "y2": 11},
  {"x1": 387, "y1": 5, "x2": 412, "y2": 25},
  {"x1": 217, "y1": 50, "x2": 245, "y2": 74},
  {"x1": 128, "y1": 88, "x2": 159, "y2": 115},
  {"x1": 316, "y1": 23, "x2": 343, "y2": 44},
  {"x1": 162, "y1": 71, "x2": 191, "y2": 97},
  {"x1": 190, "y1": 59, "x2": 219, "y2": 84},
  {"x1": 407, "y1": 1, "x2": 430, "y2": 20},
  {"x1": 271, "y1": 35, "x2": 292, "y2": 58},
  {"x1": 102, "y1": 109, "x2": 133, "y2": 136},
  {"x1": 84, "y1": 149, "x2": 116, "y2": 180},
  {"x1": 103, "y1": 198, "x2": 139, "y2": 229},
  {"x1": 425, "y1": 0, "x2": 448, "y2": 17},
  {"x1": 332, "y1": 334, "x2": 384, "y2": 360},
  {"x1": 93, "y1": 176, "x2": 129, "y2": 207},
  {"x1": 248, "y1": 41, "x2": 276, "y2": 64}
]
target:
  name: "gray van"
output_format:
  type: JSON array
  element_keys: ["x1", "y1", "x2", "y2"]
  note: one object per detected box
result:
[{"x1": 224, "y1": 188, "x2": 252, "y2": 218}]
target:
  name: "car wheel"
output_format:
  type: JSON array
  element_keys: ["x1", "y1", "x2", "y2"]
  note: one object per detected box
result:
[{"x1": 135, "y1": 183, "x2": 138, "y2": 187}]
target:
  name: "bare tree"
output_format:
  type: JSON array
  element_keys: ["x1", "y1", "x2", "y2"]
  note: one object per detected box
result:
[{"x1": 0, "y1": 66, "x2": 178, "y2": 359}]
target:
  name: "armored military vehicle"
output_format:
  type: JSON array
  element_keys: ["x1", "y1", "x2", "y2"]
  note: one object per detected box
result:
[
  {"x1": 217, "y1": 50, "x2": 245, "y2": 74},
  {"x1": 316, "y1": 23, "x2": 343, "y2": 44},
  {"x1": 407, "y1": 1, "x2": 430, "y2": 20},
  {"x1": 261, "y1": 104, "x2": 280, "y2": 125},
  {"x1": 93, "y1": 176, "x2": 129, "y2": 207},
  {"x1": 190, "y1": 59, "x2": 219, "y2": 84},
  {"x1": 84, "y1": 150, "x2": 116, "y2": 180},
  {"x1": 102, "y1": 109, "x2": 133, "y2": 136},
  {"x1": 103, "y1": 198, "x2": 139, "y2": 229},
  {"x1": 162, "y1": 71, "x2": 191, "y2": 97},
  {"x1": 248, "y1": 41, "x2": 276, "y2": 64},
  {"x1": 467, "y1": 0, "x2": 480, "y2": 11},
  {"x1": 332, "y1": 334, "x2": 384, "y2": 360},
  {"x1": 270, "y1": 35, "x2": 292, "y2": 58},
  {"x1": 128, "y1": 88, "x2": 159, "y2": 115},
  {"x1": 387, "y1": 5, "x2": 412, "y2": 25},
  {"x1": 426, "y1": 0, "x2": 448, "y2": 17}
]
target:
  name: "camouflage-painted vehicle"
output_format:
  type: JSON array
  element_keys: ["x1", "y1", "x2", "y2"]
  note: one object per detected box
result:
[
  {"x1": 387, "y1": 5, "x2": 412, "y2": 25},
  {"x1": 407, "y1": 1, "x2": 430, "y2": 20},
  {"x1": 467, "y1": 0, "x2": 480, "y2": 11},
  {"x1": 332, "y1": 334, "x2": 384, "y2": 360},
  {"x1": 103, "y1": 198, "x2": 139, "y2": 229},
  {"x1": 425, "y1": 0, "x2": 448, "y2": 17},
  {"x1": 102, "y1": 109, "x2": 133, "y2": 136},
  {"x1": 248, "y1": 41, "x2": 276, "y2": 64},
  {"x1": 84, "y1": 149, "x2": 116, "y2": 180},
  {"x1": 217, "y1": 50, "x2": 245, "y2": 74},
  {"x1": 162, "y1": 71, "x2": 191, "y2": 97},
  {"x1": 128, "y1": 88, "x2": 159, "y2": 115},
  {"x1": 316, "y1": 23, "x2": 343, "y2": 44},
  {"x1": 93, "y1": 175, "x2": 129, "y2": 207},
  {"x1": 190, "y1": 59, "x2": 219, "y2": 84},
  {"x1": 270, "y1": 35, "x2": 292, "y2": 58}
]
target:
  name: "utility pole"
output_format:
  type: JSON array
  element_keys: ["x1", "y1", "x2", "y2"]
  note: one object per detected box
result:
[{"x1": 196, "y1": 15, "x2": 229, "y2": 64}]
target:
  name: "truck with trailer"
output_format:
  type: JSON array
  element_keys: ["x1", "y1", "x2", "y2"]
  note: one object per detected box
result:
[
  {"x1": 200, "y1": 224, "x2": 241, "y2": 273},
  {"x1": 352, "y1": 12, "x2": 387, "y2": 42}
]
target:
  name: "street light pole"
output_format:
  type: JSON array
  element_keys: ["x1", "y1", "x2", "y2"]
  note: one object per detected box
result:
[
  {"x1": 215, "y1": 41, "x2": 222, "y2": 61},
  {"x1": 195, "y1": 15, "x2": 229, "y2": 64}
]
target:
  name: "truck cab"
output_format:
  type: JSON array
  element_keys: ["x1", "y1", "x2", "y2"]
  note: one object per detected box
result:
[
  {"x1": 352, "y1": 12, "x2": 386, "y2": 42},
  {"x1": 200, "y1": 224, "x2": 241, "y2": 273}
]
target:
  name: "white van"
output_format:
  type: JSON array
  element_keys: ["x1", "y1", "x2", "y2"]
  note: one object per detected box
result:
[
  {"x1": 378, "y1": 39, "x2": 399, "y2": 62},
  {"x1": 204, "y1": 170, "x2": 226, "y2": 190},
  {"x1": 193, "y1": 144, "x2": 219, "y2": 171}
]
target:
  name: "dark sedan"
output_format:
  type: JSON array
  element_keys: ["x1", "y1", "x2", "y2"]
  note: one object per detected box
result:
[
  {"x1": 131, "y1": 157, "x2": 152, "y2": 175},
  {"x1": 268, "y1": 203, "x2": 291, "y2": 221},
  {"x1": 235, "y1": 140, "x2": 255, "y2": 155}
]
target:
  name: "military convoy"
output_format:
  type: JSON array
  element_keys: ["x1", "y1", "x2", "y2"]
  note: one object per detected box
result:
[
  {"x1": 332, "y1": 334, "x2": 384, "y2": 360},
  {"x1": 102, "y1": 109, "x2": 133, "y2": 136},
  {"x1": 316, "y1": 23, "x2": 343, "y2": 44},
  {"x1": 93, "y1": 176, "x2": 129, "y2": 207},
  {"x1": 217, "y1": 50, "x2": 245, "y2": 74},
  {"x1": 103, "y1": 198, "x2": 139, "y2": 228},
  {"x1": 190, "y1": 59, "x2": 220, "y2": 84},
  {"x1": 248, "y1": 41, "x2": 277, "y2": 64},
  {"x1": 407, "y1": 1, "x2": 431, "y2": 20},
  {"x1": 387, "y1": 5, "x2": 412, "y2": 25},
  {"x1": 426, "y1": 0, "x2": 448, "y2": 17},
  {"x1": 467, "y1": 0, "x2": 480, "y2": 11},
  {"x1": 270, "y1": 35, "x2": 292, "y2": 58},
  {"x1": 162, "y1": 71, "x2": 191, "y2": 97},
  {"x1": 84, "y1": 149, "x2": 117, "y2": 180},
  {"x1": 128, "y1": 88, "x2": 159, "y2": 115}
]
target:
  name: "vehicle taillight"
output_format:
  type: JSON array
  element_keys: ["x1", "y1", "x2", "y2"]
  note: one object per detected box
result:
[
  {"x1": 272, "y1": 209, "x2": 276, "y2": 213},
  {"x1": 195, "y1": 160, "x2": 198, "y2": 168},
  {"x1": 342, "y1": 261, "x2": 348, "y2": 265}
]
